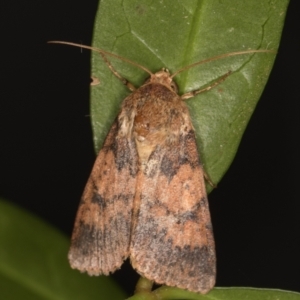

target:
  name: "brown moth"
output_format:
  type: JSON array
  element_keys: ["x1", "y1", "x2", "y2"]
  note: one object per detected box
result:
[{"x1": 49, "y1": 41, "x2": 273, "y2": 294}]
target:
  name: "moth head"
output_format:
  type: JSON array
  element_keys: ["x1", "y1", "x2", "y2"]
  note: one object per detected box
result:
[{"x1": 148, "y1": 68, "x2": 178, "y2": 93}]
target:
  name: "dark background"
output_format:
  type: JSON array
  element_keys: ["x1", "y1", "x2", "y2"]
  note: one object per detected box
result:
[{"x1": 1, "y1": 0, "x2": 299, "y2": 295}]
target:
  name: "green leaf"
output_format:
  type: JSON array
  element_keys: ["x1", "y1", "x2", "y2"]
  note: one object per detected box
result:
[
  {"x1": 0, "y1": 199, "x2": 126, "y2": 300},
  {"x1": 89, "y1": 0, "x2": 288, "y2": 185},
  {"x1": 148, "y1": 286, "x2": 300, "y2": 300}
]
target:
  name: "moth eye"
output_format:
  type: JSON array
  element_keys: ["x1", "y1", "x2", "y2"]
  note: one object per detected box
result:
[{"x1": 170, "y1": 82, "x2": 178, "y2": 93}]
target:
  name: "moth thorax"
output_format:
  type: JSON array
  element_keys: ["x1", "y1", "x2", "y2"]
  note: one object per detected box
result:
[{"x1": 134, "y1": 114, "x2": 149, "y2": 141}]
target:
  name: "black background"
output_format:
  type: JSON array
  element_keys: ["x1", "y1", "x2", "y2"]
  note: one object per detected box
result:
[{"x1": 1, "y1": 0, "x2": 299, "y2": 295}]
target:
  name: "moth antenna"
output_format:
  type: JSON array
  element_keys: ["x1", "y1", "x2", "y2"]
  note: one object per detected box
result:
[
  {"x1": 48, "y1": 41, "x2": 154, "y2": 76},
  {"x1": 171, "y1": 49, "x2": 276, "y2": 79}
]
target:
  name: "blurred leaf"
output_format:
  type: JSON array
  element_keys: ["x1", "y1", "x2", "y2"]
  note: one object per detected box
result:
[
  {"x1": 0, "y1": 199, "x2": 126, "y2": 300},
  {"x1": 88, "y1": 0, "x2": 288, "y2": 186}
]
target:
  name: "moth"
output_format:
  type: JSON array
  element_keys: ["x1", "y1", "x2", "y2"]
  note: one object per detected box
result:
[{"x1": 49, "y1": 41, "x2": 273, "y2": 294}]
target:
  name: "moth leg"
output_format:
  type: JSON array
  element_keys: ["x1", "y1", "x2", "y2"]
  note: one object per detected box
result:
[
  {"x1": 203, "y1": 170, "x2": 217, "y2": 188},
  {"x1": 99, "y1": 52, "x2": 136, "y2": 91},
  {"x1": 181, "y1": 70, "x2": 232, "y2": 100}
]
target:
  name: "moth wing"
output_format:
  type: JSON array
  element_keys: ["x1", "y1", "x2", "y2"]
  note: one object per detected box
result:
[
  {"x1": 68, "y1": 121, "x2": 138, "y2": 275},
  {"x1": 130, "y1": 129, "x2": 215, "y2": 293}
]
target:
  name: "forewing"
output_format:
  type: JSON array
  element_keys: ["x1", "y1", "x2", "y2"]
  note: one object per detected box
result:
[
  {"x1": 68, "y1": 121, "x2": 138, "y2": 275},
  {"x1": 130, "y1": 128, "x2": 215, "y2": 293}
]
